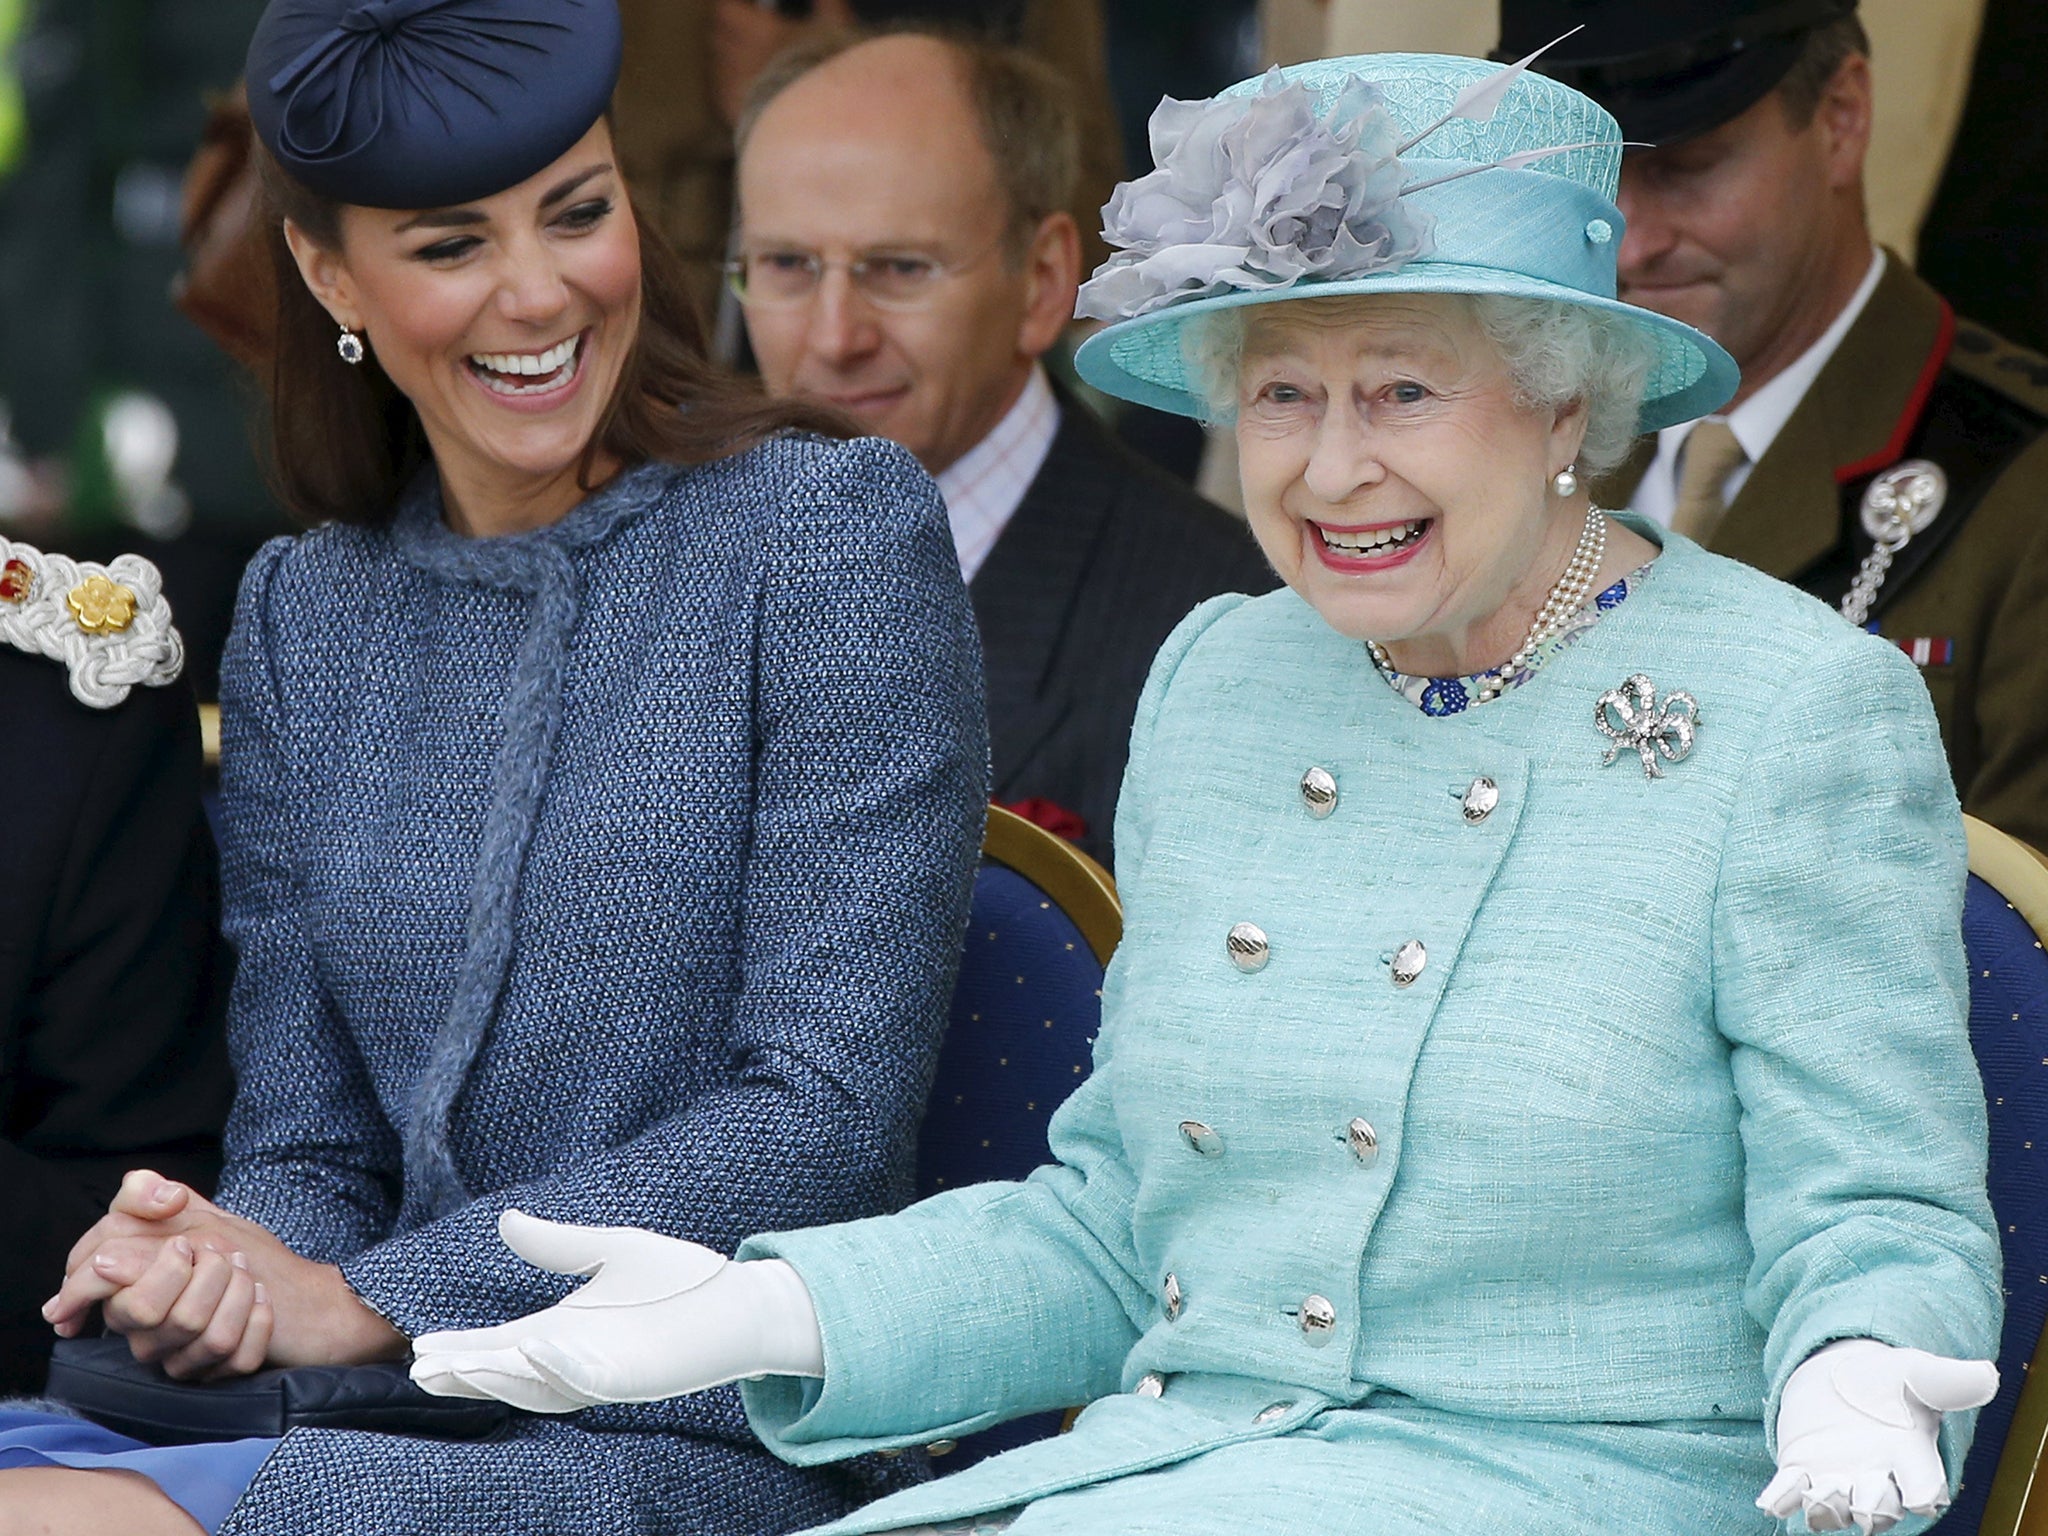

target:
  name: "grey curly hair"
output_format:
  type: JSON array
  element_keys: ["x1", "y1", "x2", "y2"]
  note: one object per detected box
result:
[{"x1": 1180, "y1": 294, "x2": 1662, "y2": 476}]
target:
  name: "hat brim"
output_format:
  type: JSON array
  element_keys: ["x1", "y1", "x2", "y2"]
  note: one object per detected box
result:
[{"x1": 1074, "y1": 263, "x2": 1739, "y2": 435}]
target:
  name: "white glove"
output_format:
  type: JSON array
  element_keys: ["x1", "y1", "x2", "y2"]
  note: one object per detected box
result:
[
  {"x1": 408, "y1": 1210, "x2": 825, "y2": 1414},
  {"x1": 1757, "y1": 1338, "x2": 1998, "y2": 1534}
]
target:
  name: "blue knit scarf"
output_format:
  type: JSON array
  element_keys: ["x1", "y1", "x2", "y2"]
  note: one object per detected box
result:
[{"x1": 388, "y1": 462, "x2": 672, "y2": 1218}]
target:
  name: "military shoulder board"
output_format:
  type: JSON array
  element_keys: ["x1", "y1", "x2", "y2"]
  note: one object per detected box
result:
[{"x1": 0, "y1": 538, "x2": 185, "y2": 708}]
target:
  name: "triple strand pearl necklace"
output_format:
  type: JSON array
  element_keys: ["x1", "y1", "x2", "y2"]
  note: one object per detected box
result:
[{"x1": 1368, "y1": 506, "x2": 1609, "y2": 705}]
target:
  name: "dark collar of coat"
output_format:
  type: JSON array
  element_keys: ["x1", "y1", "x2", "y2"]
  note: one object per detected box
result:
[
  {"x1": 966, "y1": 387, "x2": 1123, "y2": 785},
  {"x1": 1714, "y1": 252, "x2": 1955, "y2": 579}
]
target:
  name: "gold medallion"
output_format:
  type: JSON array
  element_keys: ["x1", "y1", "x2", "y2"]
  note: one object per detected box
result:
[{"x1": 67, "y1": 574, "x2": 138, "y2": 634}]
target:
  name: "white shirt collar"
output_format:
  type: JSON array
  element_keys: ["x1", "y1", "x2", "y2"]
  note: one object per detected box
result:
[
  {"x1": 935, "y1": 365, "x2": 1062, "y2": 582},
  {"x1": 1631, "y1": 247, "x2": 1885, "y2": 527}
]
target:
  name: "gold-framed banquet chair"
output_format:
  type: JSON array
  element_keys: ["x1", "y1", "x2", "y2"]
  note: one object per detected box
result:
[{"x1": 1951, "y1": 815, "x2": 2048, "y2": 1536}]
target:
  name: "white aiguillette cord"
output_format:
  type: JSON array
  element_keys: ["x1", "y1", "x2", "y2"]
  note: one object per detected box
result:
[{"x1": 0, "y1": 537, "x2": 184, "y2": 708}]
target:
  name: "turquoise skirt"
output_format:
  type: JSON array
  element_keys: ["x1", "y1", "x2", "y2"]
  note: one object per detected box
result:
[{"x1": 0, "y1": 1408, "x2": 275, "y2": 1531}]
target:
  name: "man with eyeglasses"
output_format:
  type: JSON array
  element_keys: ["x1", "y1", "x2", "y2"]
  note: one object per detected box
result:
[{"x1": 730, "y1": 30, "x2": 1273, "y2": 866}]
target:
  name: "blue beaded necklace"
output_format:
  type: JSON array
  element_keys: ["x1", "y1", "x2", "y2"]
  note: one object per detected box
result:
[{"x1": 1369, "y1": 561, "x2": 1654, "y2": 717}]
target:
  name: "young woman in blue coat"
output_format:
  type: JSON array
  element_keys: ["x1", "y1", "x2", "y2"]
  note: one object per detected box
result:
[
  {"x1": 1, "y1": 1, "x2": 987, "y2": 1531},
  {"x1": 409, "y1": 51, "x2": 2003, "y2": 1536}
]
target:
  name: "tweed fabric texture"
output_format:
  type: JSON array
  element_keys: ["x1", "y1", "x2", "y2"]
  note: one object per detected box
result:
[
  {"x1": 740, "y1": 524, "x2": 2000, "y2": 1536},
  {"x1": 211, "y1": 437, "x2": 986, "y2": 1533}
]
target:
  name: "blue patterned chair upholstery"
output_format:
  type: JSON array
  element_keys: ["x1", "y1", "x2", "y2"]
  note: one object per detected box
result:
[
  {"x1": 915, "y1": 805, "x2": 1120, "y2": 1470},
  {"x1": 1947, "y1": 816, "x2": 2048, "y2": 1536}
]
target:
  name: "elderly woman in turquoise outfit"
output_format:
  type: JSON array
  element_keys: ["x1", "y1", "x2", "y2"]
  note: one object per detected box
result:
[{"x1": 411, "y1": 49, "x2": 2002, "y2": 1536}]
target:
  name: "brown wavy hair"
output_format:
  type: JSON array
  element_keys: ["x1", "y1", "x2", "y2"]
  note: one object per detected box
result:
[{"x1": 254, "y1": 145, "x2": 853, "y2": 527}]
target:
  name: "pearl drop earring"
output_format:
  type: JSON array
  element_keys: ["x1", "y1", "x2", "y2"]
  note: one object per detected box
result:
[
  {"x1": 337, "y1": 326, "x2": 366, "y2": 366},
  {"x1": 1552, "y1": 462, "x2": 1579, "y2": 498}
]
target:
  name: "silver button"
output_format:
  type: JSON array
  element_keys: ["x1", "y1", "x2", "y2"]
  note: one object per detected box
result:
[
  {"x1": 925, "y1": 1439, "x2": 958, "y2": 1456},
  {"x1": 1227, "y1": 922, "x2": 1270, "y2": 973},
  {"x1": 1390, "y1": 939, "x2": 1427, "y2": 988},
  {"x1": 1135, "y1": 1372, "x2": 1166, "y2": 1398},
  {"x1": 1460, "y1": 777, "x2": 1499, "y2": 823},
  {"x1": 1179, "y1": 1120, "x2": 1224, "y2": 1157},
  {"x1": 1297, "y1": 1295, "x2": 1337, "y2": 1344},
  {"x1": 1254, "y1": 1401, "x2": 1295, "y2": 1425},
  {"x1": 1163, "y1": 1272, "x2": 1182, "y2": 1321},
  {"x1": 1300, "y1": 766, "x2": 1338, "y2": 818},
  {"x1": 1346, "y1": 1117, "x2": 1379, "y2": 1165}
]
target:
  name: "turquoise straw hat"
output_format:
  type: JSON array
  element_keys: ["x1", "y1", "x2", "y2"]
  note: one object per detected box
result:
[{"x1": 1073, "y1": 52, "x2": 1738, "y2": 433}]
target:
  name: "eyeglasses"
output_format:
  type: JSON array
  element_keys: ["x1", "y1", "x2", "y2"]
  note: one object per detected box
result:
[{"x1": 724, "y1": 242, "x2": 1001, "y2": 311}]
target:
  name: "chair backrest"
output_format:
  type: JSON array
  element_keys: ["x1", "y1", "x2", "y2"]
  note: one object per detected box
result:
[
  {"x1": 914, "y1": 805, "x2": 1120, "y2": 1468},
  {"x1": 916, "y1": 805, "x2": 1120, "y2": 1199},
  {"x1": 1947, "y1": 816, "x2": 2048, "y2": 1536}
]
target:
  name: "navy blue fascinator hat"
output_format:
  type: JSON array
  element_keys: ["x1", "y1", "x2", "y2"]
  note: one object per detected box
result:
[{"x1": 247, "y1": 0, "x2": 623, "y2": 209}]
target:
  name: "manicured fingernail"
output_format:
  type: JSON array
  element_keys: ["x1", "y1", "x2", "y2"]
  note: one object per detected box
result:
[
  {"x1": 171, "y1": 1237, "x2": 193, "y2": 1260},
  {"x1": 93, "y1": 1253, "x2": 118, "y2": 1273},
  {"x1": 150, "y1": 1184, "x2": 175, "y2": 1205},
  {"x1": 254, "y1": 1283, "x2": 270, "y2": 1305},
  {"x1": 231, "y1": 1251, "x2": 249, "y2": 1271},
  {"x1": 40, "y1": 1296, "x2": 59, "y2": 1320}
]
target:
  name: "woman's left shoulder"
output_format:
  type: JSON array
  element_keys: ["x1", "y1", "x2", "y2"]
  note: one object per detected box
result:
[
  {"x1": 1635, "y1": 539, "x2": 1928, "y2": 708},
  {"x1": 675, "y1": 433, "x2": 944, "y2": 542}
]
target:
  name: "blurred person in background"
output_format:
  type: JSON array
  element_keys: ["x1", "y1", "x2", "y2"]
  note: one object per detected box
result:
[
  {"x1": 1501, "y1": 0, "x2": 2048, "y2": 853},
  {"x1": 0, "y1": 0, "x2": 283, "y2": 702},
  {"x1": 611, "y1": 0, "x2": 1123, "y2": 319},
  {"x1": 0, "y1": 541, "x2": 231, "y2": 1400},
  {"x1": 2, "y1": 0, "x2": 986, "y2": 1530},
  {"x1": 731, "y1": 30, "x2": 1273, "y2": 865}
]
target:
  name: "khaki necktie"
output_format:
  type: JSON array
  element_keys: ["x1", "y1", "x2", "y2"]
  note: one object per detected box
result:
[{"x1": 1670, "y1": 419, "x2": 1749, "y2": 545}]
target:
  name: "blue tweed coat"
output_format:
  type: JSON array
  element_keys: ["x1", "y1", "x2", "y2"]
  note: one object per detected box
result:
[
  {"x1": 737, "y1": 526, "x2": 2001, "y2": 1536},
  {"x1": 210, "y1": 438, "x2": 987, "y2": 1534}
]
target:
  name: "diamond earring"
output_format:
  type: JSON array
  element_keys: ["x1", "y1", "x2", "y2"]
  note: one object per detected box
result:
[
  {"x1": 337, "y1": 326, "x2": 366, "y2": 366},
  {"x1": 1552, "y1": 462, "x2": 1579, "y2": 498}
]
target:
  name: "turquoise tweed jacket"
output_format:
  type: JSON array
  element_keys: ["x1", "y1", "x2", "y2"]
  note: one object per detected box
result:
[{"x1": 738, "y1": 526, "x2": 2002, "y2": 1536}]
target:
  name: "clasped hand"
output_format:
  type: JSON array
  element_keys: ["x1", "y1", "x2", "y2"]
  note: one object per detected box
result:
[
  {"x1": 410, "y1": 1210, "x2": 824, "y2": 1412},
  {"x1": 44, "y1": 1169, "x2": 405, "y2": 1380},
  {"x1": 1759, "y1": 1339, "x2": 1998, "y2": 1534}
]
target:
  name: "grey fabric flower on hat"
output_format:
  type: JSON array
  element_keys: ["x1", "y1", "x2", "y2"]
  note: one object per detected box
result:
[{"x1": 1076, "y1": 69, "x2": 1435, "y2": 322}]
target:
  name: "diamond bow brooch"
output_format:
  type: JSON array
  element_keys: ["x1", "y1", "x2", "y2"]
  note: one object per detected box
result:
[{"x1": 1595, "y1": 674, "x2": 1701, "y2": 781}]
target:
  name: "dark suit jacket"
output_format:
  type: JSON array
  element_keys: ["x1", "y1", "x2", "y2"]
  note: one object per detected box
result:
[
  {"x1": 1595, "y1": 255, "x2": 2048, "y2": 854},
  {"x1": 0, "y1": 651, "x2": 231, "y2": 1394},
  {"x1": 970, "y1": 399, "x2": 1276, "y2": 867}
]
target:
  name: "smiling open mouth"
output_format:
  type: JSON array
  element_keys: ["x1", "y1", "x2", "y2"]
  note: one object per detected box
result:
[
  {"x1": 466, "y1": 333, "x2": 585, "y2": 397},
  {"x1": 1315, "y1": 518, "x2": 1431, "y2": 557}
]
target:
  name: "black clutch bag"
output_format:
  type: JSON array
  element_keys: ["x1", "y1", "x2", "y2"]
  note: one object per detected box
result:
[{"x1": 44, "y1": 1336, "x2": 512, "y2": 1446}]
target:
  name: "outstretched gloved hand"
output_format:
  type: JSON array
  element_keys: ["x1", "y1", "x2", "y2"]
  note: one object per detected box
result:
[
  {"x1": 1757, "y1": 1338, "x2": 1998, "y2": 1534},
  {"x1": 409, "y1": 1210, "x2": 824, "y2": 1414}
]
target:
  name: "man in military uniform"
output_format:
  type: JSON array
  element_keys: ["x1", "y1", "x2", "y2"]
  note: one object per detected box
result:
[
  {"x1": 1498, "y1": 0, "x2": 2048, "y2": 853},
  {"x1": 0, "y1": 539, "x2": 230, "y2": 1394}
]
